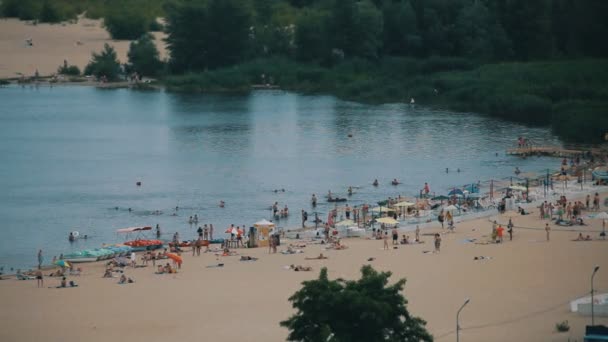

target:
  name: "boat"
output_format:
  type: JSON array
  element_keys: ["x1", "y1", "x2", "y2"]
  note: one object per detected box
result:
[{"x1": 124, "y1": 239, "x2": 164, "y2": 251}]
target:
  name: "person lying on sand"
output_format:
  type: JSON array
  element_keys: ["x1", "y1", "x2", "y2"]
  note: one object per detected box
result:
[
  {"x1": 240, "y1": 256, "x2": 258, "y2": 261},
  {"x1": 573, "y1": 233, "x2": 592, "y2": 241},
  {"x1": 118, "y1": 274, "x2": 135, "y2": 284},
  {"x1": 305, "y1": 253, "x2": 328, "y2": 260},
  {"x1": 102, "y1": 269, "x2": 114, "y2": 278},
  {"x1": 290, "y1": 265, "x2": 312, "y2": 272}
]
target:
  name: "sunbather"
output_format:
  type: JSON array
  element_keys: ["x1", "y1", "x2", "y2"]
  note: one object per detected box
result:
[
  {"x1": 305, "y1": 253, "x2": 328, "y2": 260},
  {"x1": 240, "y1": 256, "x2": 258, "y2": 261},
  {"x1": 290, "y1": 265, "x2": 312, "y2": 272}
]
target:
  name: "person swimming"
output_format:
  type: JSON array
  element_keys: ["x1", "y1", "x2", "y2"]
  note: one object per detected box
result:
[
  {"x1": 219, "y1": 200, "x2": 225, "y2": 208},
  {"x1": 391, "y1": 179, "x2": 400, "y2": 185},
  {"x1": 373, "y1": 179, "x2": 379, "y2": 187},
  {"x1": 347, "y1": 186, "x2": 353, "y2": 196},
  {"x1": 514, "y1": 167, "x2": 521, "y2": 175}
]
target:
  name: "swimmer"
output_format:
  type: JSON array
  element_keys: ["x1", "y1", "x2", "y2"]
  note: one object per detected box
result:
[
  {"x1": 514, "y1": 167, "x2": 521, "y2": 175},
  {"x1": 348, "y1": 186, "x2": 353, "y2": 196},
  {"x1": 219, "y1": 200, "x2": 225, "y2": 208},
  {"x1": 373, "y1": 179, "x2": 379, "y2": 187}
]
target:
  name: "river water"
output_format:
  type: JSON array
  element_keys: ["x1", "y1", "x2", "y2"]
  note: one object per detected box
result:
[{"x1": 0, "y1": 85, "x2": 563, "y2": 269}]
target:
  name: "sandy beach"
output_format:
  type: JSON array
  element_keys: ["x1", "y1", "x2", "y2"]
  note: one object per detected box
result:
[
  {"x1": 0, "y1": 17, "x2": 167, "y2": 79},
  {"x1": 1, "y1": 187, "x2": 607, "y2": 342}
]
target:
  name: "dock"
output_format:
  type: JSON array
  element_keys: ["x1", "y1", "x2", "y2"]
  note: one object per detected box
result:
[{"x1": 506, "y1": 146, "x2": 588, "y2": 158}]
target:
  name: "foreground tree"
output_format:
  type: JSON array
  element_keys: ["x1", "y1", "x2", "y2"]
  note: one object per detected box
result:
[
  {"x1": 84, "y1": 43, "x2": 121, "y2": 81},
  {"x1": 127, "y1": 34, "x2": 163, "y2": 76},
  {"x1": 280, "y1": 265, "x2": 433, "y2": 342}
]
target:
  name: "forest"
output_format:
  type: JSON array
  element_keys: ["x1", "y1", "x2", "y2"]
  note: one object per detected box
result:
[{"x1": 2, "y1": 0, "x2": 607, "y2": 142}]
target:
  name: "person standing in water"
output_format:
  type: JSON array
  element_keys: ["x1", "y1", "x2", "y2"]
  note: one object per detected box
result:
[{"x1": 156, "y1": 224, "x2": 161, "y2": 238}]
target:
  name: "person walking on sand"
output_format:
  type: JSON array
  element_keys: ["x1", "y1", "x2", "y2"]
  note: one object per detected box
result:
[
  {"x1": 383, "y1": 231, "x2": 389, "y2": 250},
  {"x1": 415, "y1": 225, "x2": 420, "y2": 242},
  {"x1": 438, "y1": 210, "x2": 445, "y2": 229},
  {"x1": 545, "y1": 223, "x2": 550, "y2": 241},
  {"x1": 434, "y1": 233, "x2": 441, "y2": 252},
  {"x1": 507, "y1": 218, "x2": 514, "y2": 241},
  {"x1": 37, "y1": 249, "x2": 43, "y2": 269},
  {"x1": 391, "y1": 228, "x2": 398, "y2": 245},
  {"x1": 209, "y1": 224, "x2": 214, "y2": 240}
]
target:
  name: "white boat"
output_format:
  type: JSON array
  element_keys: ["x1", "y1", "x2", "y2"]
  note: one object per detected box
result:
[{"x1": 570, "y1": 293, "x2": 608, "y2": 312}]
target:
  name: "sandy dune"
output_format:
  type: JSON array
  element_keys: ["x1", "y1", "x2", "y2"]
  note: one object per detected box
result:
[
  {"x1": 0, "y1": 17, "x2": 167, "y2": 79},
  {"x1": 0, "y1": 189, "x2": 607, "y2": 342}
]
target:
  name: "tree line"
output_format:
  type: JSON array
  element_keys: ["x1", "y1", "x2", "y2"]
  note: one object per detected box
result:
[{"x1": 164, "y1": 0, "x2": 608, "y2": 72}]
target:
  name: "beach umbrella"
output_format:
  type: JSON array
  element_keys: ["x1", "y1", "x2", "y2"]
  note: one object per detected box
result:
[
  {"x1": 254, "y1": 219, "x2": 275, "y2": 227},
  {"x1": 54, "y1": 260, "x2": 71, "y2": 268},
  {"x1": 166, "y1": 253, "x2": 183, "y2": 264},
  {"x1": 371, "y1": 206, "x2": 394, "y2": 213},
  {"x1": 376, "y1": 217, "x2": 399, "y2": 225},
  {"x1": 448, "y1": 189, "x2": 464, "y2": 196},
  {"x1": 594, "y1": 212, "x2": 608, "y2": 220},
  {"x1": 335, "y1": 219, "x2": 355, "y2": 227},
  {"x1": 509, "y1": 185, "x2": 527, "y2": 191},
  {"x1": 394, "y1": 201, "x2": 415, "y2": 207}
]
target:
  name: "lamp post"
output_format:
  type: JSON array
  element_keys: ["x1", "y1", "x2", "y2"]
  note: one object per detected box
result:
[
  {"x1": 592, "y1": 266, "x2": 600, "y2": 326},
  {"x1": 456, "y1": 298, "x2": 470, "y2": 342}
]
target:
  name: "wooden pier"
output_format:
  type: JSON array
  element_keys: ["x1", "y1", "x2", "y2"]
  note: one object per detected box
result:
[{"x1": 506, "y1": 146, "x2": 588, "y2": 158}]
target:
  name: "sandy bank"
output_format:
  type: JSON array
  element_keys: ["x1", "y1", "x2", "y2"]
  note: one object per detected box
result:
[
  {"x1": 1, "y1": 188, "x2": 607, "y2": 341},
  {"x1": 0, "y1": 17, "x2": 167, "y2": 79}
]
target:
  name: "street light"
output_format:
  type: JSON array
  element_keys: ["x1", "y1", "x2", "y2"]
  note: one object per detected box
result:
[
  {"x1": 592, "y1": 266, "x2": 600, "y2": 326},
  {"x1": 456, "y1": 298, "x2": 470, "y2": 342}
]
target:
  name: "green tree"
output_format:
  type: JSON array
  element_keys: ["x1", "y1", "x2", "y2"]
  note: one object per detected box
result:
[
  {"x1": 352, "y1": 0, "x2": 383, "y2": 59},
  {"x1": 281, "y1": 266, "x2": 433, "y2": 342},
  {"x1": 204, "y1": 0, "x2": 253, "y2": 68},
  {"x1": 104, "y1": 9, "x2": 148, "y2": 40},
  {"x1": 84, "y1": 43, "x2": 122, "y2": 81},
  {"x1": 165, "y1": 0, "x2": 252, "y2": 71},
  {"x1": 39, "y1": 0, "x2": 60, "y2": 23},
  {"x1": 382, "y1": 0, "x2": 420, "y2": 56},
  {"x1": 165, "y1": 2, "x2": 208, "y2": 72},
  {"x1": 295, "y1": 9, "x2": 329, "y2": 61},
  {"x1": 127, "y1": 34, "x2": 163, "y2": 76},
  {"x1": 499, "y1": 0, "x2": 553, "y2": 60}
]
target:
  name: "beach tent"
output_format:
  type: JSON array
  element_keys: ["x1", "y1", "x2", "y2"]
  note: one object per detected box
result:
[
  {"x1": 376, "y1": 217, "x2": 398, "y2": 225},
  {"x1": 371, "y1": 206, "x2": 394, "y2": 212},
  {"x1": 394, "y1": 201, "x2": 415, "y2": 207},
  {"x1": 254, "y1": 219, "x2": 276, "y2": 248},
  {"x1": 335, "y1": 219, "x2": 355, "y2": 227}
]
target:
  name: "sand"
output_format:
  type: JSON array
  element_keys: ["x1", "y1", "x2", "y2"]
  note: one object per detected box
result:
[
  {"x1": 0, "y1": 17, "x2": 167, "y2": 79},
  {"x1": 0, "y1": 188, "x2": 607, "y2": 342}
]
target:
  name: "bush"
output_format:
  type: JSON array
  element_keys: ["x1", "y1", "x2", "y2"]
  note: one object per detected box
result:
[
  {"x1": 555, "y1": 320, "x2": 570, "y2": 332},
  {"x1": 57, "y1": 63, "x2": 81, "y2": 76},
  {"x1": 104, "y1": 10, "x2": 149, "y2": 40},
  {"x1": 84, "y1": 43, "x2": 122, "y2": 81}
]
